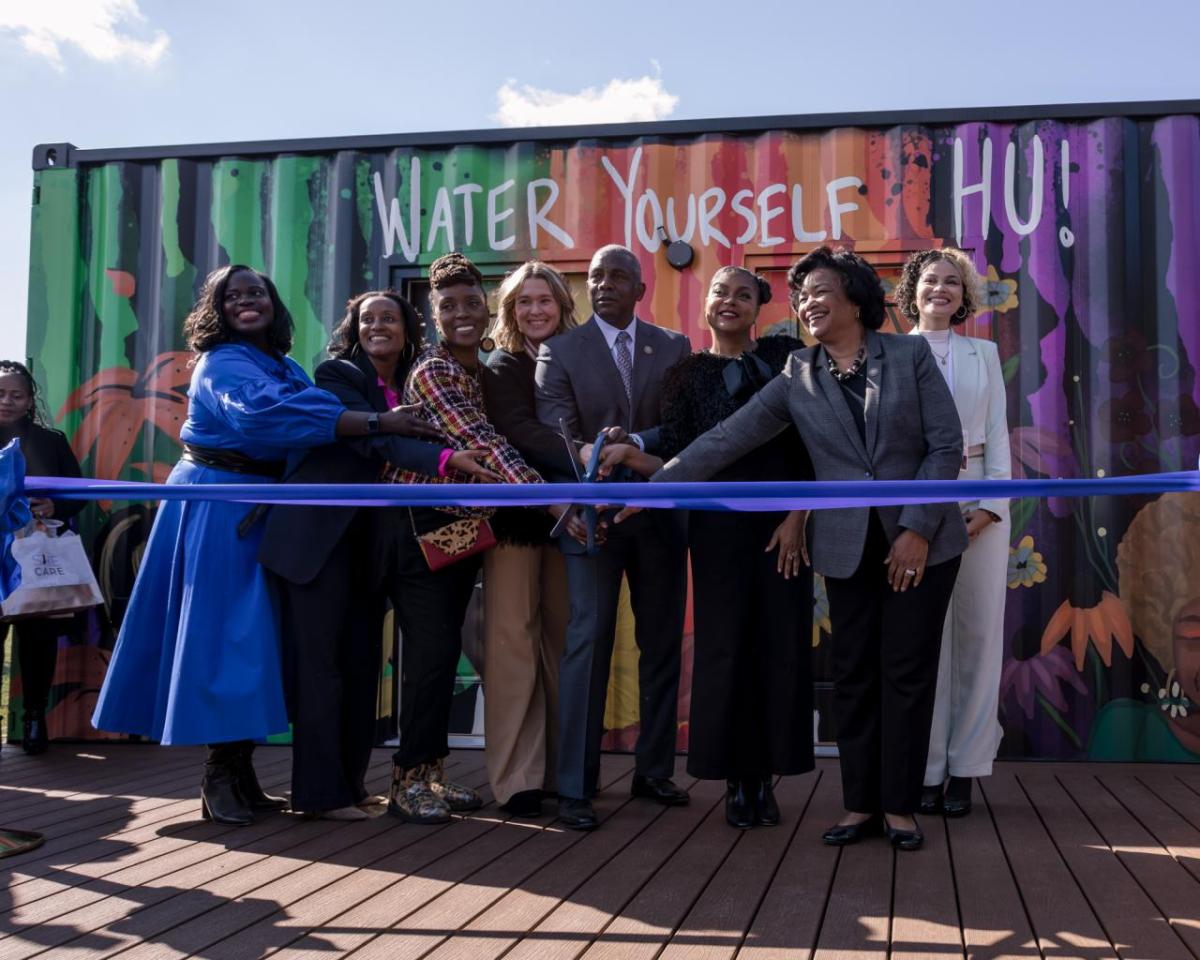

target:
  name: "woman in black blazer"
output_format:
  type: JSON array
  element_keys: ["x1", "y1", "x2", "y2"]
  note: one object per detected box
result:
[
  {"x1": 257, "y1": 291, "x2": 494, "y2": 819},
  {"x1": 0, "y1": 360, "x2": 86, "y2": 754}
]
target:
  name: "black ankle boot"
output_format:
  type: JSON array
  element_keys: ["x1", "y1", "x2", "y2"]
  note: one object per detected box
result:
[
  {"x1": 231, "y1": 741, "x2": 287, "y2": 812},
  {"x1": 943, "y1": 777, "x2": 973, "y2": 818},
  {"x1": 22, "y1": 709, "x2": 48, "y2": 756},
  {"x1": 725, "y1": 780, "x2": 754, "y2": 829},
  {"x1": 754, "y1": 778, "x2": 781, "y2": 826},
  {"x1": 202, "y1": 744, "x2": 254, "y2": 826}
]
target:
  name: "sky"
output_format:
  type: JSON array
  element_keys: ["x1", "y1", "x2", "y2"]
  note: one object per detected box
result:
[{"x1": 0, "y1": 0, "x2": 1197, "y2": 365}]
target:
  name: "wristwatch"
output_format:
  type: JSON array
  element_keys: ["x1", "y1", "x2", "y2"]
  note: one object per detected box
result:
[{"x1": 366, "y1": 413, "x2": 381, "y2": 435}]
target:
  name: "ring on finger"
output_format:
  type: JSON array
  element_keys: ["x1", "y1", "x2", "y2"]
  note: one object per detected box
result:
[{"x1": 903, "y1": 568, "x2": 917, "y2": 577}]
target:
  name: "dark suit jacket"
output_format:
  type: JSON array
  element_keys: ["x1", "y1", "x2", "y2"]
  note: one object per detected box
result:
[
  {"x1": 5, "y1": 422, "x2": 85, "y2": 522},
  {"x1": 534, "y1": 317, "x2": 691, "y2": 461},
  {"x1": 656, "y1": 330, "x2": 969, "y2": 578},
  {"x1": 257, "y1": 351, "x2": 443, "y2": 585}
]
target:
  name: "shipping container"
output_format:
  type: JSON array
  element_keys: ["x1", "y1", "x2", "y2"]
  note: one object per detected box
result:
[{"x1": 22, "y1": 99, "x2": 1200, "y2": 761}]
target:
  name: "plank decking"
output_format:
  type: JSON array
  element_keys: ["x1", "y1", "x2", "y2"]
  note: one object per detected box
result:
[{"x1": 0, "y1": 746, "x2": 1198, "y2": 959}]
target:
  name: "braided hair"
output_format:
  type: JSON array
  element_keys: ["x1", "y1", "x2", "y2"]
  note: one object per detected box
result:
[
  {"x1": 711, "y1": 265, "x2": 773, "y2": 305},
  {"x1": 428, "y1": 252, "x2": 485, "y2": 291},
  {"x1": 0, "y1": 360, "x2": 47, "y2": 427}
]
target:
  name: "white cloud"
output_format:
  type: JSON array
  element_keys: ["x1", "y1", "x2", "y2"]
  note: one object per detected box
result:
[
  {"x1": 0, "y1": 0, "x2": 168, "y2": 72},
  {"x1": 494, "y1": 74, "x2": 679, "y2": 127}
]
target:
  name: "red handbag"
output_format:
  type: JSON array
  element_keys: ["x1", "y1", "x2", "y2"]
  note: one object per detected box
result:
[{"x1": 408, "y1": 509, "x2": 496, "y2": 571}]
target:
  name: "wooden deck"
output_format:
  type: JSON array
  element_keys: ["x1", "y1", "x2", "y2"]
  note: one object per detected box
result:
[{"x1": 0, "y1": 746, "x2": 1198, "y2": 960}]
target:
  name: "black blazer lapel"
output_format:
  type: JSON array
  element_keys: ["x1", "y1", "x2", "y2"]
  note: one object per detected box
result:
[
  {"x1": 351, "y1": 350, "x2": 392, "y2": 413},
  {"x1": 863, "y1": 330, "x2": 884, "y2": 458},
  {"x1": 582, "y1": 318, "x2": 632, "y2": 425},
  {"x1": 814, "y1": 351, "x2": 872, "y2": 470}
]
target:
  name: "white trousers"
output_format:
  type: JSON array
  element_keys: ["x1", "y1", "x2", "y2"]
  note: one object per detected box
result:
[{"x1": 924, "y1": 460, "x2": 1010, "y2": 784}]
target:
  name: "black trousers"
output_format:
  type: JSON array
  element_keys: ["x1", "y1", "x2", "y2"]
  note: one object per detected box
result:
[
  {"x1": 15, "y1": 615, "x2": 82, "y2": 715},
  {"x1": 686, "y1": 511, "x2": 814, "y2": 780},
  {"x1": 557, "y1": 514, "x2": 688, "y2": 800},
  {"x1": 390, "y1": 513, "x2": 481, "y2": 771},
  {"x1": 823, "y1": 511, "x2": 960, "y2": 814},
  {"x1": 278, "y1": 513, "x2": 384, "y2": 812}
]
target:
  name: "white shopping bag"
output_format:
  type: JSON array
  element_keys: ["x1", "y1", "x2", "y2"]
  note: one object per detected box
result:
[{"x1": 2, "y1": 521, "x2": 103, "y2": 619}]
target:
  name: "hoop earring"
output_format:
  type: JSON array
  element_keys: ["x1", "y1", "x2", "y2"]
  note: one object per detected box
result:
[
  {"x1": 908, "y1": 303, "x2": 919, "y2": 318},
  {"x1": 954, "y1": 305, "x2": 969, "y2": 321}
]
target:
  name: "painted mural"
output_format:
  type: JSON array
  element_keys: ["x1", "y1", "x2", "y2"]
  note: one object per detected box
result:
[{"x1": 18, "y1": 111, "x2": 1200, "y2": 761}]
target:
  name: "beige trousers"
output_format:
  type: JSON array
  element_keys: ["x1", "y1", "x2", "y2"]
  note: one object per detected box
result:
[
  {"x1": 925, "y1": 458, "x2": 1011, "y2": 783},
  {"x1": 482, "y1": 543, "x2": 569, "y2": 805}
]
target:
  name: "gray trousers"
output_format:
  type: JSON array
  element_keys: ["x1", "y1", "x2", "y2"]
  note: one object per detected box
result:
[{"x1": 555, "y1": 517, "x2": 687, "y2": 800}]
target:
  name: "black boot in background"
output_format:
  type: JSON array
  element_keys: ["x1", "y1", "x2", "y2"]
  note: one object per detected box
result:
[
  {"x1": 231, "y1": 741, "x2": 287, "y2": 812},
  {"x1": 21, "y1": 709, "x2": 48, "y2": 756},
  {"x1": 201, "y1": 743, "x2": 254, "y2": 825}
]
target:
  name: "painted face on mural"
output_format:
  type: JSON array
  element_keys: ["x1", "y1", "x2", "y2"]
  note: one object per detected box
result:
[
  {"x1": 514, "y1": 277, "x2": 562, "y2": 348},
  {"x1": 706, "y1": 269, "x2": 760, "y2": 337},
  {"x1": 357, "y1": 295, "x2": 408, "y2": 363},
  {"x1": 0, "y1": 374, "x2": 33, "y2": 426},
  {"x1": 222, "y1": 270, "x2": 275, "y2": 340},
  {"x1": 433, "y1": 282, "x2": 489, "y2": 351},
  {"x1": 793, "y1": 267, "x2": 859, "y2": 343},
  {"x1": 587, "y1": 249, "x2": 645, "y2": 327},
  {"x1": 916, "y1": 259, "x2": 965, "y2": 329},
  {"x1": 1173, "y1": 598, "x2": 1200, "y2": 706}
]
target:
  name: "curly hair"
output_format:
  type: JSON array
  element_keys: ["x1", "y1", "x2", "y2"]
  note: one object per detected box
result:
[
  {"x1": 429, "y1": 252, "x2": 485, "y2": 291},
  {"x1": 490, "y1": 261, "x2": 578, "y2": 353},
  {"x1": 786, "y1": 246, "x2": 886, "y2": 330},
  {"x1": 0, "y1": 360, "x2": 48, "y2": 427},
  {"x1": 328, "y1": 289, "x2": 424, "y2": 365},
  {"x1": 894, "y1": 248, "x2": 985, "y2": 325},
  {"x1": 183, "y1": 264, "x2": 294, "y2": 355},
  {"x1": 1117, "y1": 493, "x2": 1200, "y2": 673},
  {"x1": 711, "y1": 266, "x2": 773, "y2": 306}
]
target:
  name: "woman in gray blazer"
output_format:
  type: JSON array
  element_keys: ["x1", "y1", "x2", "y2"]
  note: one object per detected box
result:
[{"x1": 638, "y1": 247, "x2": 968, "y2": 850}]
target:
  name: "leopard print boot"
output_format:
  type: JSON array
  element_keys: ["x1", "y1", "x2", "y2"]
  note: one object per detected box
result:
[
  {"x1": 426, "y1": 758, "x2": 484, "y2": 812},
  {"x1": 386, "y1": 763, "x2": 451, "y2": 824}
]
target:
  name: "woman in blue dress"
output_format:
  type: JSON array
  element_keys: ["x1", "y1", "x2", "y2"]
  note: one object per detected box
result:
[{"x1": 92, "y1": 264, "x2": 440, "y2": 826}]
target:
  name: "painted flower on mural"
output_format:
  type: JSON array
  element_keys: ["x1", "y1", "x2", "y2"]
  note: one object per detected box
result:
[
  {"x1": 1001, "y1": 646, "x2": 1089, "y2": 720},
  {"x1": 1141, "y1": 678, "x2": 1191, "y2": 719},
  {"x1": 813, "y1": 574, "x2": 831, "y2": 647},
  {"x1": 982, "y1": 266, "x2": 1018, "y2": 313},
  {"x1": 1101, "y1": 330, "x2": 1155, "y2": 383},
  {"x1": 1160, "y1": 395, "x2": 1200, "y2": 438},
  {"x1": 56, "y1": 352, "x2": 191, "y2": 481},
  {"x1": 1098, "y1": 393, "x2": 1153, "y2": 444},
  {"x1": 1040, "y1": 591, "x2": 1135, "y2": 670},
  {"x1": 1007, "y1": 535, "x2": 1048, "y2": 589}
]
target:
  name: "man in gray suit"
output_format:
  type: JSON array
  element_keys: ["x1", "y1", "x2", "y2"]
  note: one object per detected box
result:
[{"x1": 535, "y1": 244, "x2": 692, "y2": 830}]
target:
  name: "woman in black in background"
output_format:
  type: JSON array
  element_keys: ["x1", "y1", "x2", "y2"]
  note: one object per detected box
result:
[
  {"x1": 257, "y1": 291, "x2": 496, "y2": 820},
  {"x1": 589, "y1": 267, "x2": 815, "y2": 828},
  {"x1": 0, "y1": 360, "x2": 85, "y2": 754}
]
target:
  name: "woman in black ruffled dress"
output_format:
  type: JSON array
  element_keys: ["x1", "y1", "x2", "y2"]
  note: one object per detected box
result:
[{"x1": 593, "y1": 267, "x2": 815, "y2": 828}]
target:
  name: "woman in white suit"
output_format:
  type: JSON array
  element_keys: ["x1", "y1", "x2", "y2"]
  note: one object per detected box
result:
[{"x1": 898, "y1": 248, "x2": 1011, "y2": 818}]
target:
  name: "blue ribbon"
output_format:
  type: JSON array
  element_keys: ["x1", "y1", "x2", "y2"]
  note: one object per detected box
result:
[{"x1": 21, "y1": 470, "x2": 1200, "y2": 511}]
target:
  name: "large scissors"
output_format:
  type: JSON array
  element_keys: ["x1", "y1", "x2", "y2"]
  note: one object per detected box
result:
[{"x1": 548, "y1": 418, "x2": 609, "y2": 554}]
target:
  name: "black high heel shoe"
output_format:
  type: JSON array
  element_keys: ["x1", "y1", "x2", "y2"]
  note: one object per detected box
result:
[
  {"x1": 885, "y1": 815, "x2": 924, "y2": 851},
  {"x1": 822, "y1": 814, "x2": 881, "y2": 846},
  {"x1": 942, "y1": 777, "x2": 973, "y2": 818},
  {"x1": 232, "y1": 741, "x2": 288, "y2": 812},
  {"x1": 725, "y1": 780, "x2": 754, "y2": 829},
  {"x1": 919, "y1": 784, "x2": 944, "y2": 816},
  {"x1": 754, "y1": 778, "x2": 780, "y2": 827},
  {"x1": 201, "y1": 744, "x2": 254, "y2": 826}
]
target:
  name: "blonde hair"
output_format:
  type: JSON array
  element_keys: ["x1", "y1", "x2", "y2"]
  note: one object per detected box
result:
[
  {"x1": 1117, "y1": 492, "x2": 1200, "y2": 672},
  {"x1": 491, "y1": 261, "x2": 577, "y2": 353},
  {"x1": 895, "y1": 247, "x2": 986, "y2": 324}
]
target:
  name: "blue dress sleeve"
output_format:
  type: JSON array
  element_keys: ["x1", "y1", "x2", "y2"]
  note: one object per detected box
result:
[{"x1": 194, "y1": 349, "x2": 343, "y2": 448}]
